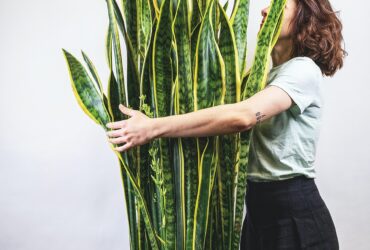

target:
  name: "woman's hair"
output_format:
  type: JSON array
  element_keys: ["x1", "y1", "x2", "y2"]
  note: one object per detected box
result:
[{"x1": 290, "y1": 0, "x2": 348, "y2": 77}]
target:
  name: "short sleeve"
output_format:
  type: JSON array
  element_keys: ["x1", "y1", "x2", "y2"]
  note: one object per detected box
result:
[{"x1": 268, "y1": 58, "x2": 321, "y2": 116}]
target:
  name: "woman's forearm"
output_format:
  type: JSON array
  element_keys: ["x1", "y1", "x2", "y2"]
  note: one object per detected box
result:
[{"x1": 151, "y1": 102, "x2": 253, "y2": 139}]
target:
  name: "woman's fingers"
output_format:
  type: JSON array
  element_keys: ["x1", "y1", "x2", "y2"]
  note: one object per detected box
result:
[
  {"x1": 106, "y1": 120, "x2": 126, "y2": 129},
  {"x1": 114, "y1": 142, "x2": 132, "y2": 152},
  {"x1": 106, "y1": 128, "x2": 125, "y2": 138},
  {"x1": 108, "y1": 135, "x2": 128, "y2": 144}
]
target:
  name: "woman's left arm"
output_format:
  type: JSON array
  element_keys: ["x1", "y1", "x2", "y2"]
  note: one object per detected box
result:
[{"x1": 106, "y1": 85, "x2": 293, "y2": 152}]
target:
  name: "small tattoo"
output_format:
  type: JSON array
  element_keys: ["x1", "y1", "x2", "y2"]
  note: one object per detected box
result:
[{"x1": 255, "y1": 112, "x2": 266, "y2": 124}]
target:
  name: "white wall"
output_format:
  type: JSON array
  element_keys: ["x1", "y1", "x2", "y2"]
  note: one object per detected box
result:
[{"x1": 0, "y1": 0, "x2": 368, "y2": 249}]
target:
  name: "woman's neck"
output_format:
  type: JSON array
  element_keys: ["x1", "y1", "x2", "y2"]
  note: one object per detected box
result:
[{"x1": 271, "y1": 38, "x2": 294, "y2": 67}]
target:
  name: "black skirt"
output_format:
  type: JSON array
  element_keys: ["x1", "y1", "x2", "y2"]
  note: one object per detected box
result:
[{"x1": 240, "y1": 176, "x2": 339, "y2": 250}]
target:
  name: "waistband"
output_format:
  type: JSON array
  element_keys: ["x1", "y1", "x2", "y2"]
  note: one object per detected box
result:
[{"x1": 247, "y1": 175, "x2": 316, "y2": 192}]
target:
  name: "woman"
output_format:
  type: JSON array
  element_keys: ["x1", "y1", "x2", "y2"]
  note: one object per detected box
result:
[{"x1": 106, "y1": 0, "x2": 347, "y2": 248}]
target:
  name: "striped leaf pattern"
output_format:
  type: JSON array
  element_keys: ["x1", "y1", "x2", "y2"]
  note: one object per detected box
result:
[
  {"x1": 217, "y1": 2, "x2": 240, "y2": 249},
  {"x1": 62, "y1": 0, "x2": 287, "y2": 249},
  {"x1": 152, "y1": 0, "x2": 177, "y2": 249},
  {"x1": 62, "y1": 49, "x2": 110, "y2": 127},
  {"x1": 173, "y1": 1, "x2": 196, "y2": 250},
  {"x1": 192, "y1": 1, "x2": 225, "y2": 249}
]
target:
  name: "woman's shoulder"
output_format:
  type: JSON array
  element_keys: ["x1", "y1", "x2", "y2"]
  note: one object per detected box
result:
[
  {"x1": 270, "y1": 56, "x2": 323, "y2": 84},
  {"x1": 284, "y1": 56, "x2": 322, "y2": 76}
]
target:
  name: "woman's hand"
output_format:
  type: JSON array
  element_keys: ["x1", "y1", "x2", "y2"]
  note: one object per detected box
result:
[{"x1": 105, "y1": 104, "x2": 155, "y2": 152}]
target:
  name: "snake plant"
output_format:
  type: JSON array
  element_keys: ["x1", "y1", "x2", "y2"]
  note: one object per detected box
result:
[{"x1": 62, "y1": 0, "x2": 286, "y2": 249}]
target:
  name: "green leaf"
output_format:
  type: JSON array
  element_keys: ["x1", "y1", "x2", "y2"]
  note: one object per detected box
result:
[
  {"x1": 191, "y1": 0, "x2": 202, "y2": 34},
  {"x1": 122, "y1": 0, "x2": 139, "y2": 54},
  {"x1": 119, "y1": 159, "x2": 139, "y2": 250},
  {"x1": 62, "y1": 49, "x2": 110, "y2": 128},
  {"x1": 106, "y1": 0, "x2": 126, "y2": 118},
  {"x1": 243, "y1": 0, "x2": 287, "y2": 99},
  {"x1": 152, "y1": 0, "x2": 177, "y2": 248},
  {"x1": 111, "y1": 0, "x2": 141, "y2": 110},
  {"x1": 230, "y1": 0, "x2": 250, "y2": 78},
  {"x1": 81, "y1": 50, "x2": 110, "y2": 117},
  {"x1": 217, "y1": 3, "x2": 241, "y2": 248},
  {"x1": 105, "y1": 25, "x2": 113, "y2": 69},
  {"x1": 114, "y1": 151, "x2": 160, "y2": 250},
  {"x1": 173, "y1": 1, "x2": 198, "y2": 249},
  {"x1": 107, "y1": 71, "x2": 121, "y2": 121},
  {"x1": 140, "y1": 0, "x2": 153, "y2": 70},
  {"x1": 192, "y1": 0, "x2": 225, "y2": 248}
]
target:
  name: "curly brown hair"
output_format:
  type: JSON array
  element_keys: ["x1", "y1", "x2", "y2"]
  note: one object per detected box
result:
[{"x1": 290, "y1": 0, "x2": 348, "y2": 77}]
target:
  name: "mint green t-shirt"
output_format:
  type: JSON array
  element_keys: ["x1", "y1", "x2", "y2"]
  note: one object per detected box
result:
[{"x1": 247, "y1": 56, "x2": 324, "y2": 182}]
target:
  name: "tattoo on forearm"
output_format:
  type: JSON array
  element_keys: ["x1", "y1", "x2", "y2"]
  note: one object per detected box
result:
[{"x1": 255, "y1": 112, "x2": 266, "y2": 124}]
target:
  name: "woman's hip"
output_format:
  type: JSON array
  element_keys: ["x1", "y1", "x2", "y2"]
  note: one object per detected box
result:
[{"x1": 241, "y1": 175, "x2": 339, "y2": 249}]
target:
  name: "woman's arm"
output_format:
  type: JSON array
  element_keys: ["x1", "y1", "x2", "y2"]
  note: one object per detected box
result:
[
  {"x1": 152, "y1": 85, "x2": 293, "y2": 139},
  {"x1": 106, "y1": 85, "x2": 293, "y2": 152}
]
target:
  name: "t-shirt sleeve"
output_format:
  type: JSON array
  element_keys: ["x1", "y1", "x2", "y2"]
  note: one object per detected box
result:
[{"x1": 267, "y1": 58, "x2": 321, "y2": 116}]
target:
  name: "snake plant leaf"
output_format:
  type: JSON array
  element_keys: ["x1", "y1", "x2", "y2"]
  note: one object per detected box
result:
[
  {"x1": 172, "y1": 0, "x2": 179, "y2": 15},
  {"x1": 140, "y1": 20, "x2": 165, "y2": 241},
  {"x1": 171, "y1": 52, "x2": 187, "y2": 250},
  {"x1": 81, "y1": 50, "x2": 104, "y2": 96},
  {"x1": 240, "y1": 67, "x2": 251, "y2": 95},
  {"x1": 230, "y1": 0, "x2": 250, "y2": 78},
  {"x1": 113, "y1": 149, "x2": 160, "y2": 250},
  {"x1": 119, "y1": 158, "x2": 139, "y2": 250},
  {"x1": 152, "y1": 0, "x2": 177, "y2": 248},
  {"x1": 62, "y1": 49, "x2": 110, "y2": 129},
  {"x1": 106, "y1": 24, "x2": 141, "y2": 232},
  {"x1": 137, "y1": 158, "x2": 147, "y2": 250},
  {"x1": 140, "y1": 0, "x2": 153, "y2": 70},
  {"x1": 109, "y1": 2, "x2": 159, "y2": 249},
  {"x1": 152, "y1": 0, "x2": 161, "y2": 19},
  {"x1": 107, "y1": 71, "x2": 121, "y2": 122},
  {"x1": 105, "y1": 25, "x2": 113, "y2": 68},
  {"x1": 223, "y1": 0, "x2": 229, "y2": 12},
  {"x1": 171, "y1": 122, "x2": 185, "y2": 250},
  {"x1": 81, "y1": 50, "x2": 110, "y2": 117},
  {"x1": 231, "y1": 130, "x2": 250, "y2": 250},
  {"x1": 217, "y1": 2, "x2": 242, "y2": 248},
  {"x1": 105, "y1": 19, "x2": 140, "y2": 250},
  {"x1": 184, "y1": 135, "x2": 198, "y2": 250},
  {"x1": 192, "y1": 0, "x2": 225, "y2": 248},
  {"x1": 218, "y1": 2, "x2": 240, "y2": 104},
  {"x1": 105, "y1": 4, "x2": 140, "y2": 249},
  {"x1": 231, "y1": 69, "x2": 250, "y2": 250},
  {"x1": 191, "y1": 0, "x2": 202, "y2": 33},
  {"x1": 212, "y1": 1, "x2": 219, "y2": 42},
  {"x1": 111, "y1": 0, "x2": 141, "y2": 110},
  {"x1": 127, "y1": 45, "x2": 141, "y2": 110},
  {"x1": 136, "y1": 16, "x2": 161, "y2": 245},
  {"x1": 106, "y1": 0, "x2": 126, "y2": 118},
  {"x1": 243, "y1": 0, "x2": 287, "y2": 99},
  {"x1": 122, "y1": 0, "x2": 139, "y2": 54},
  {"x1": 204, "y1": 173, "x2": 220, "y2": 249},
  {"x1": 140, "y1": 20, "x2": 157, "y2": 121},
  {"x1": 271, "y1": 7, "x2": 284, "y2": 52},
  {"x1": 199, "y1": 0, "x2": 208, "y2": 15},
  {"x1": 190, "y1": 22, "x2": 201, "y2": 73},
  {"x1": 137, "y1": 96, "x2": 155, "y2": 250},
  {"x1": 170, "y1": 27, "x2": 185, "y2": 250},
  {"x1": 174, "y1": 0, "x2": 193, "y2": 115},
  {"x1": 108, "y1": 70, "x2": 138, "y2": 249},
  {"x1": 173, "y1": 1, "x2": 198, "y2": 249}
]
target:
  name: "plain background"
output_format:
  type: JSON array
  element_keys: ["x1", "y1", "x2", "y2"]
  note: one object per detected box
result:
[{"x1": 0, "y1": 0, "x2": 369, "y2": 249}]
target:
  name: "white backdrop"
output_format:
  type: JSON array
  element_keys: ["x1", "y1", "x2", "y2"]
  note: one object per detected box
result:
[{"x1": 0, "y1": 0, "x2": 369, "y2": 249}]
